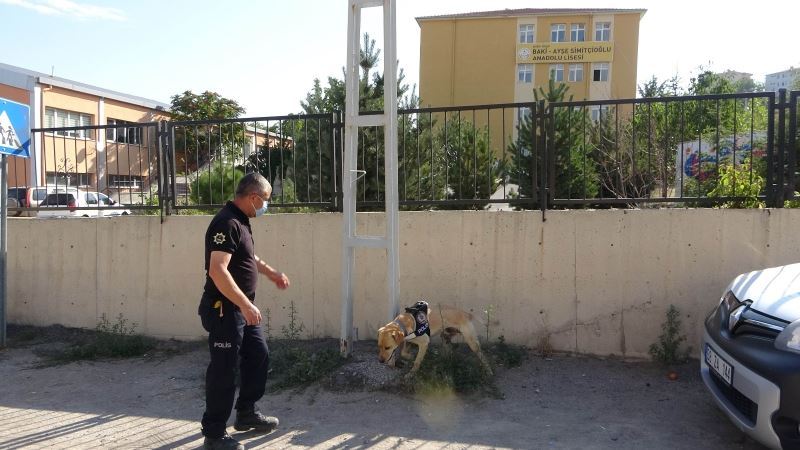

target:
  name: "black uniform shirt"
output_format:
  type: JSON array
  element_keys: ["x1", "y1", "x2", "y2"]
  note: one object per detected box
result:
[{"x1": 203, "y1": 201, "x2": 258, "y2": 305}]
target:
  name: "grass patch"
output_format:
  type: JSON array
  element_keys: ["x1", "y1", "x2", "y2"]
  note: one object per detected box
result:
[
  {"x1": 35, "y1": 314, "x2": 157, "y2": 365},
  {"x1": 267, "y1": 340, "x2": 346, "y2": 391},
  {"x1": 402, "y1": 336, "x2": 527, "y2": 398},
  {"x1": 491, "y1": 335, "x2": 527, "y2": 368}
]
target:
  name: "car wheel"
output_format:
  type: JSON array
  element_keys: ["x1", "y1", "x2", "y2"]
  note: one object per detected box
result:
[
  {"x1": 122, "y1": 211, "x2": 129, "y2": 215},
  {"x1": 82, "y1": 214, "x2": 89, "y2": 218}
]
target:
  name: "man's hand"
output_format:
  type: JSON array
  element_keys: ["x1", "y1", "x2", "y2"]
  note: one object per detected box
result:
[
  {"x1": 242, "y1": 302, "x2": 262, "y2": 326},
  {"x1": 269, "y1": 270, "x2": 290, "y2": 290}
]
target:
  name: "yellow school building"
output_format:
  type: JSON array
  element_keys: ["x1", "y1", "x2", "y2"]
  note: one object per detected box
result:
[{"x1": 417, "y1": 8, "x2": 646, "y2": 109}]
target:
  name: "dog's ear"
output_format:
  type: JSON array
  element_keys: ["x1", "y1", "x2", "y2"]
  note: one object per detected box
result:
[{"x1": 392, "y1": 330, "x2": 404, "y2": 345}]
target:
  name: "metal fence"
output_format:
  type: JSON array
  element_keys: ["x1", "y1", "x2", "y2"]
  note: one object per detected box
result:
[{"x1": 8, "y1": 89, "x2": 800, "y2": 217}]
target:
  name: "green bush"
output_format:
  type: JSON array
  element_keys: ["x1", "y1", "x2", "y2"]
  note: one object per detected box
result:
[
  {"x1": 649, "y1": 305, "x2": 690, "y2": 365},
  {"x1": 189, "y1": 162, "x2": 244, "y2": 205},
  {"x1": 39, "y1": 314, "x2": 157, "y2": 364},
  {"x1": 707, "y1": 159, "x2": 765, "y2": 208},
  {"x1": 268, "y1": 344, "x2": 344, "y2": 391}
]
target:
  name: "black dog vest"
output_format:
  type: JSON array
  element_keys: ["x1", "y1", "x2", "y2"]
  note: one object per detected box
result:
[{"x1": 404, "y1": 301, "x2": 430, "y2": 340}]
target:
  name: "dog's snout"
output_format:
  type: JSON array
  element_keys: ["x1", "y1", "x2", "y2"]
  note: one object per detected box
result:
[{"x1": 378, "y1": 356, "x2": 385, "y2": 363}]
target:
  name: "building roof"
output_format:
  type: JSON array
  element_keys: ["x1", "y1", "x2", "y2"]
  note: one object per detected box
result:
[
  {"x1": 0, "y1": 62, "x2": 170, "y2": 111},
  {"x1": 416, "y1": 8, "x2": 647, "y2": 23},
  {"x1": 766, "y1": 67, "x2": 800, "y2": 77}
]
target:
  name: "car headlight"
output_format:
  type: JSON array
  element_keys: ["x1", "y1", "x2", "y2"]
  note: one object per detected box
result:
[
  {"x1": 775, "y1": 319, "x2": 800, "y2": 355},
  {"x1": 720, "y1": 290, "x2": 748, "y2": 333}
]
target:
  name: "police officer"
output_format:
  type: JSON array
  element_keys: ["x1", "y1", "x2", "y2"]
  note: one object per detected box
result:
[{"x1": 199, "y1": 172, "x2": 290, "y2": 450}]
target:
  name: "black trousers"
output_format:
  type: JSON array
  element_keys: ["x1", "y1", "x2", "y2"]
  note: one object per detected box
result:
[{"x1": 199, "y1": 299, "x2": 270, "y2": 438}]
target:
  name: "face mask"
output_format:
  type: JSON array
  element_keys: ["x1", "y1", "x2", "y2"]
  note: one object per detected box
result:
[{"x1": 250, "y1": 198, "x2": 269, "y2": 217}]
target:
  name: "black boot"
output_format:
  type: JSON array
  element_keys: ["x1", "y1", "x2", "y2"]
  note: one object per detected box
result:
[
  {"x1": 203, "y1": 433, "x2": 244, "y2": 450},
  {"x1": 234, "y1": 410, "x2": 279, "y2": 433}
]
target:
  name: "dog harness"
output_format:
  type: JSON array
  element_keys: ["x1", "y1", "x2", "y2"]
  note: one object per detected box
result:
[{"x1": 401, "y1": 301, "x2": 430, "y2": 341}]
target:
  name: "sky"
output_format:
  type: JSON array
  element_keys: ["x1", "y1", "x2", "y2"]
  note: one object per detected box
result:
[{"x1": 1, "y1": 0, "x2": 798, "y2": 116}]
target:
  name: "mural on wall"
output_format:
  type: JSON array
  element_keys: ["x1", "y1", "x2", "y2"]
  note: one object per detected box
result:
[{"x1": 674, "y1": 132, "x2": 767, "y2": 196}]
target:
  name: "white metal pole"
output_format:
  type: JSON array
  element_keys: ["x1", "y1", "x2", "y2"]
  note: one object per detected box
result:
[
  {"x1": 340, "y1": 0, "x2": 362, "y2": 357},
  {"x1": 341, "y1": 0, "x2": 399, "y2": 356},
  {"x1": 383, "y1": 0, "x2": 400, "y2": 321}
]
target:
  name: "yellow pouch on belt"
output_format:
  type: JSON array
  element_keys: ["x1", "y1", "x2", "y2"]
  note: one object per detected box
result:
[{"x1": 213, "y1": 300, "x2": 223, "y2": 317}]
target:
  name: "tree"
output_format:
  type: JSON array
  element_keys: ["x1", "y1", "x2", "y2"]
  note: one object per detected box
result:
[
  {"x1": 244, "y1": 33, "x2": 496, "y2": 211},
  {"x1": 638, "y1": 75, "x2": 680, "y2": 98},
  {"x1": 507, "y1": 80, "x2": 599, "y2": 207},
  {"x1": 627, "y1": 70, "x2": 770, "y2": 201},
  {"x1": 169, "y1": 90, "x2": 247, "y2": 173},
  {"x1": 189, "y1": 161, "x2": 244, "y2": 206}
]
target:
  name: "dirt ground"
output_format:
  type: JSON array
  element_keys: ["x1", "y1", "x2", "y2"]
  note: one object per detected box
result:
[{"x1": 0, "y1": 325, "x2": 767, "y2": 450}]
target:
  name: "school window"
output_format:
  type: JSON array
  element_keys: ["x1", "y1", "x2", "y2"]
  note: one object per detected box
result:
[
  {"x1": 595, "y1": 22, "x2": 611, "y2": 41},
  {"x1": 44, "y1": 107, "x2": 93, "y2": 139},
  {"x1": 45, "y1": 171, "x2": 90, "y2": 187},
  {"x1": 106, "y1": 119, "x2": 142, "y2": 145},
  {"x1": 109, "y1": 174, "x2": 144, "y2": 189},
  {"x1": 593, "y1": 63, "x2": 609, "y2": 82},
  {"x1": 568, "y1": 64, "x2": 583, "y2": 82},
  {"x1": 517, "y1": 107, "x2": 532, "y2": 123},
  {"x1": 571, "y1": 24, "x2": 585, "y2": 42},
  {"x1": 518, "y1": 64, "x2": 533, "y2": 83},
  {"x1": 519, "y1": 24, "x2": 534, "y2": 43},
  {"x1": 549, "y1": 64, "x2": 565, "y2": 82},
  {"x1": 550, "y1": 24, "x2": 566, "y2": 42},
  {"x1": 591, "y1": 105, "x2": 610, "y2": 122}
]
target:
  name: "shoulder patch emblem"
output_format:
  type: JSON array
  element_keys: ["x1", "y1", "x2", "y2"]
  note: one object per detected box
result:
[{"x1": 213, "y1": 233, "x2": 226, "y2": 245}]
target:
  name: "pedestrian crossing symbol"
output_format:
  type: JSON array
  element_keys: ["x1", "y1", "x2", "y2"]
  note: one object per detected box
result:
[{"x1": 0, "y1": 98, "x2": 30, "y2": 158}]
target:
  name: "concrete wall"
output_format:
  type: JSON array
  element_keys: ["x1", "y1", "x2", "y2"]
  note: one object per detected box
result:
[{"x1": 8, "y1": 209, "x2": 800, "y2": 358}]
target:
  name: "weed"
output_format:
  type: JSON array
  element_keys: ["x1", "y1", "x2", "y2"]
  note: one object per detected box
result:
[
  {"x1": 281, "y1": 301, "x2": 306, "y2": 340},
  {"x1": 268, "y1": 342, "x2": 344, "y2": 391},
  {"x1": 490, "y1": 335, "x2": 526, "y2": 367},
  {"x1": 649, "y1": 305, "x2": 690, "y2": 365},
  {"x1": 409, "y1": 343, "x2": 500, "y2": 397},
  {"x1": 483, "y1": 304, "x2": 495, "y2": 343},
  {"x1": 402, "y1": 336, "x2": 526, "y2": 398},
  {"x1": 266, "y1": 305, "x2": 341, "y2": 391},
  {"x1": 38, "y1": 314, "x2": 157, "y2": 364}
]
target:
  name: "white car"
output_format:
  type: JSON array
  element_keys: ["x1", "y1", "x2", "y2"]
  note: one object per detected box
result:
[
  {"x1": 87, "y1": 191, "x2": 132, "y2": 216},
  {"x1": 37, "y1": 189, "x2": 131, "y2": 218},
  {"x1": 701, "y1": 263, "x2": 800, "y2": 449}
]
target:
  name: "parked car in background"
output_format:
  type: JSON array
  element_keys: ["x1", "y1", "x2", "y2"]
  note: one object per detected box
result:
[
  {"x1": 88, "y1": 191, "x2": 131, "y2": 216},
  {"x1": 37, "y1": 189, "x2": 133, "y2": 218},
  {"x1": 701, "y1": 263, "x2": 800, "y2": 450},
  {"x1": 37, "y1": 189, "x2": 93, "y2": 218},
  {"x1": 8, "y1": 186, "x2": 49, "y2": 217}
]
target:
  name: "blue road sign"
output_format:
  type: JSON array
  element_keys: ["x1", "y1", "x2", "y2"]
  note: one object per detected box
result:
[{"x1": 0, "y1": 98, "x2": 30, "y2": 158}]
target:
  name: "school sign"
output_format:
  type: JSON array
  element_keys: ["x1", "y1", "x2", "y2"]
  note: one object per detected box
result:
[{"x1": 516, "y1": 42, "x2": 614, "y2": 64}]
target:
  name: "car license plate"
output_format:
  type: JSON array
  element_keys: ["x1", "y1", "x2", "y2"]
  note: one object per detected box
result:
[{"x1": 706, "y1": 344, "x2": 733, "y2": 385}]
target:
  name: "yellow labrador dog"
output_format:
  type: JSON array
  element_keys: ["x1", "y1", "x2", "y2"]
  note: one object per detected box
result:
[{"x1": 377, "y1": 301, "x2": 492, "y2": 377}]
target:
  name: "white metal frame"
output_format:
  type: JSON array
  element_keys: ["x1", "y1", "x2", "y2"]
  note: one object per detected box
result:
[{"x1": 341, "y1": 0, "x2": 399, "y2": 357}]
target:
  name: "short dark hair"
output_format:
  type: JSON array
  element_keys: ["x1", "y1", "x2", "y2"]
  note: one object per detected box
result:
[{"x1": 235, "y1": 172, "x2": 271, "y2": 197}]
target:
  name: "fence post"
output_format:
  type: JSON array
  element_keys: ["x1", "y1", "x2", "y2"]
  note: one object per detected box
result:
[
  {"x1": 537, "y1": 100, "x2": 548, "y2": 218},
  {"x1": 332, "y1": 110, "x2": 343, "y2": 212},
  {"x1": 157, "y1": 120, "x2": 174, "y2": 219},
  {"x1": 776, "y1": 89, "x2": 788, "y2": 207},
  {"x1": 766, "y1": 92, "x2": 776, "y2": 208},
  {"x1": 789, "y1": 91, "x2": 799, "y2": 203}
]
